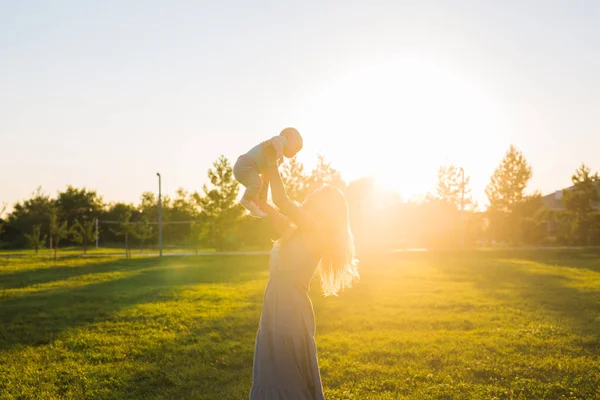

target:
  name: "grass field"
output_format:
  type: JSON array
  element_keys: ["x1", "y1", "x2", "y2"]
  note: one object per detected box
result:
[
  {"x1": 0, "y1": 246, "x2": 221, "y2": 258},
  {"x1": 1, "y1": 250, "x2": 599, "y2": 399}
]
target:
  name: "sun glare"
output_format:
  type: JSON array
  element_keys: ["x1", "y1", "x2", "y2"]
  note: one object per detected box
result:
[{"x1": 301, "y1": 56, "x2": 511, "y2": 201}]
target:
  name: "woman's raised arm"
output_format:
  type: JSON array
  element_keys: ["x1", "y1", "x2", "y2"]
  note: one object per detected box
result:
[
  {"x1": 256, "y1": 197, "x2": 294, "y2": 237},
  {"x1": 267, "y1": 162, "x2": 296, "y2": 214}
]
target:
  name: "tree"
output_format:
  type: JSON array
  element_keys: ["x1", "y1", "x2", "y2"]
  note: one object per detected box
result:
[
  {"x1": 0, "y1": 203, "x2": 6, "y2": 242},
  {"x1": 7, "y1": 187, "x2": 54, "y2": 247},
  {"x1": 485, "y1": 145, "x2": 532, "y2": 212},
  {"x1": 134, "y1": 217, "x2": 153, "y2": 253},
  {"x1": 485, "y1": 145, "x2": 537, "y2": 244},
  {"x1": 138, "y1": 192, "x2": 159, "y2": 222},
  {"x1": 24, "y1": 225, "x2": 47, "y2": 255},
  {"x1": 111, "y1": 210, "x2": 136, "y2": 259},
  {"x1": 432, "y1": 165, "x2": 475, "y2": 210},
  {"x1": 281, "y1": 156, "x2": 310, "y2": 203},
  {"x1": 168, "y1": 188, "x2": 200, "y2": 246},
  {"x1": 563, "y1": 164, "x2": 600, "y2": 214},
  {"x1": 172, "y1": 188, "x2": 198, "y2": 218},
  {"x1": 49, "y1": 208, "x2": 69, "y2": 260},
  {"x1": 71, "y1": 218, "x2": 98, "y2": 255},
  {"x1": 55, "y1": 186, "x2": 104, "y2": 228},
  {"x1": 195, "y1": 155, "x2": 244, "y2": 251},
  {"x1": 102, "y1": 202, "x2": 139, "y2": 245},
  {"x1": 563, "y1": 164, "x2": 600, "y2": 244},
  {"x1": 511, "y1": 193, "x2": 545, "y2": 245},
  {"x1": 189, "y1": 221, "x2": 203, "y2": 255},
  {"x1": 423, "y1": 165, "x2": 478, "y2": 248},
  {"x1": 307, "y1": 154, "x2": 346, "y2": 194}
]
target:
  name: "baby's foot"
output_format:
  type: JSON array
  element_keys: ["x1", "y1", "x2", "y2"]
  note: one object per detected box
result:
[{"x1": 240, "y1": 198, "x2": 267, "y2": 218}]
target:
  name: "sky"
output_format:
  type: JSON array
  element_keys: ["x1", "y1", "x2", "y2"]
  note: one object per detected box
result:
[{"x1": 1, "y1": 0, "x2": 599, "y2": 210}]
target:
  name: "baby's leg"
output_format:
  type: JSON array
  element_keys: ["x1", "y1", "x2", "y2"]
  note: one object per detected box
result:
[
  {"x1": 233, "y1": 157, "x2": 262, "y2": 200},
  {"x1": 244, "y1": 174, "x2": 262, "y2": 203},
  {"x1": 233, "y1": 156, "x2": 265, "y2": 217},
  {"x1": 258, "y1": 173, "x2": 269, "y2": 202}
]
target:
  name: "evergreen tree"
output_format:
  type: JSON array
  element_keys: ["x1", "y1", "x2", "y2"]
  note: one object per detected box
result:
[
  {"x1": 485, "y1": 145, "x2": 533, "y2": 212},
  {"x1": 195, "y1": 155, "x2": 243, "y2": 251},
  {"x1": 485, "y1": 145, "x2": 537, "y2": 244},
  {"x1": 563, "y1": 164, "x2": 600, "y2": 244}
]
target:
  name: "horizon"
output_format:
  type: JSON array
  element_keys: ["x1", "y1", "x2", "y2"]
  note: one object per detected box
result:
[{"x1": 2, "y1": 1, "x2": 599, "y2": 210}]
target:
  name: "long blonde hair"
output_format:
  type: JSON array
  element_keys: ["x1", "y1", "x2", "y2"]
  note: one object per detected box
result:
[
  {"x1": 318, "y1": 227, "x2": 359, "y2": 296},
  {"x1": 281, "y1": 185, "x2": 359, "y2": 296}
]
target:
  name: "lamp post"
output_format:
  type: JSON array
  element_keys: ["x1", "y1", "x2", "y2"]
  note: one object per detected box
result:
[{"x1": 157, "y1": 172, "x2": 163, "y2": 257}]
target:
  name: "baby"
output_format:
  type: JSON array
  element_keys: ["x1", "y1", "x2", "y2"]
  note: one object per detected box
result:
[{"x1": 233, "y1": 127, "x2": 303, "y2": 217}]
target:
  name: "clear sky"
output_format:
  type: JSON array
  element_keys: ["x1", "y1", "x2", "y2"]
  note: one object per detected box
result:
[{"x1": 2, "y1": 1, "x2": 599, "y2": 209}]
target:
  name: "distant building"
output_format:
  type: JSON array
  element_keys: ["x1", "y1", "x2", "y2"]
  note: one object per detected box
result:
[
  {"x1": 541, "y1": 185, "x2": 600, "y2": 239},
  {"x1": 541, "y1": 185, "x2": 600, "y2": 211}
]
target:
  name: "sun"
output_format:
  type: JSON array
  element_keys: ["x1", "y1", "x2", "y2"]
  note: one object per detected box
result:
[{"x1": 299, "y1": 56, "x2": 511, "y2": 201}]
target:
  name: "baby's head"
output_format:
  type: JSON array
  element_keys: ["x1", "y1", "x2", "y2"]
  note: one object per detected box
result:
[{"x1": 280, "y1": 127, "x2": 303, "y2": 158}]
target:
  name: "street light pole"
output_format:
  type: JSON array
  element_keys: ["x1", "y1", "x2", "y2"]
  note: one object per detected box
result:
[
  {"x1": 157, "y1": 172, "x2": 163, "y2": 257},
  {"x1": 460, "y1": 167, "x2": 465, "y2": 248}
]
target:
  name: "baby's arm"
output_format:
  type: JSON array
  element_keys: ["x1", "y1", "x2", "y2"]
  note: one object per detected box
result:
[{"x1": 270, "y1": 136, "x2": 287, "y2": 161}]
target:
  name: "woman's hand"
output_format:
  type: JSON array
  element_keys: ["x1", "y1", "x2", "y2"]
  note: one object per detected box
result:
[
  {"x1": 256, "y1": 198, "x2": 269, "y2": 213},
  {"x1": 256, "y1": 198, "x2": 293, "y2": 237}
]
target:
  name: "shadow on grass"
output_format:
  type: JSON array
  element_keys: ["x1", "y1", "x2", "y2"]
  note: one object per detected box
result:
[
  {"x1": 471, "y1": 248, "x2": 600, "y2": 273},
  {"x1": 519, "y1": 248, "x2": 600, "y2": 273},
  {"x1": 0, "y1": 257, "x2": 157, "y2": 290},
  {"x1": 437, "y1": 251, "x2": 600, "y2": 343},
  {"x1": 0, "y1": 255, "x2": 268, "y2": 351},
  {"x1": 115, "y1": 300, "x2": 261, "y2": 400}
]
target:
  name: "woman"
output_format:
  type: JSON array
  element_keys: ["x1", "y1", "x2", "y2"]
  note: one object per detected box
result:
[{"x1": 249, "y1": 155, "x2": 359, "y2": 399}]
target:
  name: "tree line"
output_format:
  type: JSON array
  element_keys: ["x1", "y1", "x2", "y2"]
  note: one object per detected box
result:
[{"x1": 1, "y1": 145, "x2": 599, "y2": 255}]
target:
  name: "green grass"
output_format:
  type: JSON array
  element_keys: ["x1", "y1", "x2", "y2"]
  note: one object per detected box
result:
[
  {"x1": 0, "y1": 246, "x2": 220, "y2": 257},
  {"x1": 1, "y1": 250, "x2": 599, "y2": 399}
]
